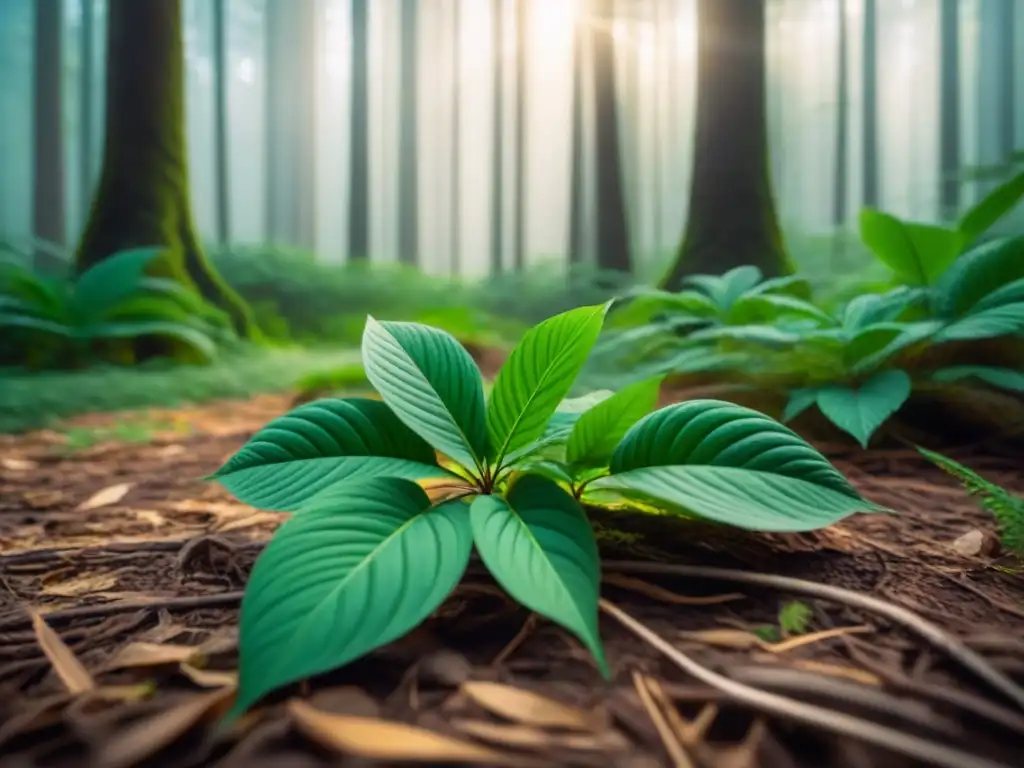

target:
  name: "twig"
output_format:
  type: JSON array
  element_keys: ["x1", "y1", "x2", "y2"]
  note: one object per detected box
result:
[
  {"x1": 601, "y1": 560, "x2": 1024, "y2": 712},
  {"x1": 602, "y1": 599, "x2": 1014, "y2": 768}
]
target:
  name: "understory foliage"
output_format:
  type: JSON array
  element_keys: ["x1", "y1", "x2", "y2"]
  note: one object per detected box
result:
[
  {"x1": 590, "y1": 173, "x2": 1024, "y2": 447},
  {"x1": 212, "y1": 305, "x2": 880, "y2": 721},
  {"x1": 0, "y1": 246, "x2": 234, "y2": 369},
  {"x1": 918, "y1": 448, "x2": 1024, "y2": 558}
]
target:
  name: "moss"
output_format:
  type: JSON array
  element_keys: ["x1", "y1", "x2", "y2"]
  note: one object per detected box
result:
[{"x1": 75, "y1": 0, "x2": 257, "y2": 339}]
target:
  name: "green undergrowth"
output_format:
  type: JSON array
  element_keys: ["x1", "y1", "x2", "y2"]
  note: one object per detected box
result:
[{"x1": 0, "y1": 346, "x2": 360, "y2": 434}]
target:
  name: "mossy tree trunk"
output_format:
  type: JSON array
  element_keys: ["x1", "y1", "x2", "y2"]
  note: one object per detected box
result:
[
  {"x1": 75, "y1": 0, "x2": 255, "y2": 337},
  {"x1": 660, "y1": 0, "x2": 790, "y2": 291}
]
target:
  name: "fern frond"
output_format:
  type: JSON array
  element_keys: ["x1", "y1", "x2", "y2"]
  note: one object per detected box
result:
[{"x1": 918, "y1": 447, "x2": 1024, "y2": 556}]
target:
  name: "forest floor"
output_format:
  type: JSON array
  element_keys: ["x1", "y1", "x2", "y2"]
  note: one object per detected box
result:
[{"x1": 1, "y1": 389, "x2": 1023, "y2": 768}]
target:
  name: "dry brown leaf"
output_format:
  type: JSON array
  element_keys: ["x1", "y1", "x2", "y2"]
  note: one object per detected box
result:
[
  {"x1": 459, "y1": 681, "x2": 604, "y2": 731},
  {"x1": 103, "y1": 642, "x2": 199, "y2": 671},
  {"x1": 41, "y1": 572, "x2": 118, "y2": 597},
  {"x1": 96, "y1": 688, "x2": 235, "y2": 768},
  {"x1": 153, "y1": 444, "x2": 186, "y2": 458},
  {"x1": 179, "y1": 663, "x2": 238, "y2": 689},
  {"x1": 632, "y1": 673, "x2": 694, "y2": 768},
  {"x1": 790, "y1": 660, "x2": 882, "y2": 687},
  {"x1": 133, "y1": 509, "x2": 168, "y2": 527},
  {"x1": 214, "y1": 510, "x2": 287, "y2": 533},
  {"x1": 288, "y1": 699, "x2": 518, "y2": 764},
  {"x1": 450, "y1": 718, "x2": 630, "y2": 751},
  {"x1": 676, "y1": 629, "x2": 762, "y2": 650},
  {"x1": 31, "y1": 612, "x2": 95, "y2": 694},
  {"x1": 1, "y1": 457, "x2": 38, "y2": 471},
  {"x1": 76, "y1": 482, "x2": 134, "y2": 511},
  {"x1": 603, "y1": 573, "x2": 745, "y2": 606}
]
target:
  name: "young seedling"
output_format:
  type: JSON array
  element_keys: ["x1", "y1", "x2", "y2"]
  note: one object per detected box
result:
[{"x1": 212, "y1": 304, "x2": 883, "y2": 722}]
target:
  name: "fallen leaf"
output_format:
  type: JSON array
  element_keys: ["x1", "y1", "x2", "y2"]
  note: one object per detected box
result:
[
  {"x1": 603, "y1": 573, "x2": 744, "y2": 606},
  {"x1": 790, "y1": 660, "x2": 882, "y2": 686},
  {"x1": 133, "y1": 509, "x2": 168, "y2": 527},
  {"x1": 459, "y1": 681, "x2": 605, "y2": 731},
  {"x1": 153, "y1": 444, "x2": 186, "y2": 458},
  {"x1": 951, "y1": 529, "x2": 985, "y2": 557},
  {"x1": 450, "y1": 718, "x2": 630, "y2": 752},
  {"x1": 96, "y1": 688, "x2": 235, "y2": 768},
  {"x1": 214, "y1": 511, "x2": 287, "y2": 533},
  {"x1": 76, "y1": 482, "x2": 133, "y2": 511},
  {"x1": 1, "y1": 457, "x2": 38, "y2": 471},
  {"x1": 179, "y1": 663, "x2": 238, "y2": 689},
  {"x1": 287, "y1": 700, "x2": 518, "y2": 764},
  {"x1": 31, "y1": 612, "x2": 95, "y2": 694},
  {"x1": 676, "y1": 629, "x2": 761, "y2": 650},
  {"x1": 41, "y1": 572, "x2": 118, "y2": 597},
  {"x1": 103, "y1": 642, "x2": 199, "y2": 672}
]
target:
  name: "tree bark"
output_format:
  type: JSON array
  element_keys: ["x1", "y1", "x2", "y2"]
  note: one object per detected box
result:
[
  {"x1": 590, "y1": 0, "x2": 632, "y2": 275},
  {"x1": 397, "y1": 0, "x2": 419, "y2": 265},
  {"x1": 348, "y1": 0, "x2": 371, "y2": 260},
  {"x1": 833, "y1": 0, "x2": 849, "y2": 236},
  {"x1": 33, "y1": 0, "x2": 66, "y2": 266},
  {"x1": 212, "y1": 0, "x2": 230, "y2": 244},
  {"x1": 75, "y1": 0, "x2": 255, "y2": 337},
  {"x1": 660, "y1": 0, "x2": 789, "y2": 290}
]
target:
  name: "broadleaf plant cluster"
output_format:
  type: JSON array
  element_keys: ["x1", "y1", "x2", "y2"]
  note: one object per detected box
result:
[
  {"x1": 213, "y1": 305, "x2": 880, "y2": 721},
  {"x1": 590, "y1": 171, "x2": 1024, "y2": 447}
]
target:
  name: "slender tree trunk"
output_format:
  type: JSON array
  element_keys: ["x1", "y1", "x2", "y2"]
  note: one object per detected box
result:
[
  {"x1": 397, "y1": 0, "x2": 419, "y2": 265},
  {"x1": 833, "y1": 0, "x2": 849, "y2": 236},
  {"x1": 660, "y1": 0, "x2": 789, "y2": 289},
  {"x1": 567, "y1": 8, "x2": 586, "y2": 267},
  {"x1": 512, "y1": 0, "x2": 527, "y2": 270},
  {"x1": 938, "y1": 0, "x2": 960, "y2": 219},
  {"x1": 212, "y1": 0, "x2": 230, "y2": 244},
  {"x1": 348, "y1": 0, "x2": 371, "y2": 260},
  {"x1": 450, "y1": 0, "x2": 462, "y2": 276},
  {"x1": 997, "y1": 0, "x2": 1016, "y2": 163},
  {"x1": 590, "y1": 0, "x2": 632, "y2": 275},
  {"x1": 861, "y1": 0, "x2": 879, "y2": 207},
  {"x1": 33, "y1": 0, "x2": 66, "y2": 265},
  {"x1": 76, "y1": 0, "x2": 255, "y2": 336},
  {"x1": 489, "y1": 0, "x2": 504, "y2": 274},
  {"x1": 79, "y1": 0, "x2": 95, "y2": 232},
  {"x1": 264, "y1": 0, "x2": 317, "y2": 250}
]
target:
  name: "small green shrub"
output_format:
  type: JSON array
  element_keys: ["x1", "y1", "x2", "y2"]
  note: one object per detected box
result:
[
  {"x1": 0, "y1": 247, "x2": 233, "y2": 369},
  {"x1": 211, "y1": 305, "x2": 880, "y2": 721}
]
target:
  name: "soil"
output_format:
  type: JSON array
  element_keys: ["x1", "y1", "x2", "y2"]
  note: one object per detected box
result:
[{"x1": 1, "y1": 392, "x2": 1023, "y2": 768}]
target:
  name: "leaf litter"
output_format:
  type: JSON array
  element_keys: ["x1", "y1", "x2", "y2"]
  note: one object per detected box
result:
[{"x1": 0, "y1": 394, "x2": 1023, "y2": 767}]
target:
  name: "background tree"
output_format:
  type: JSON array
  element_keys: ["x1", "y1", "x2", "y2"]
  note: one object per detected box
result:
[
  {"x1": 450, "y1": 0, "x2": 462, "y2": 275},
  {"x1": 567, "y1": 6, "x2": 586, "y2": 267},
  {"x1": 861, "y1": 0, "x2": 879, "y2": 207},
  {"x1": 397, "y1": 0, "x2": 419, "y2": 265},
  {"x1": 832, "y1": 0, "x2": 849, "y2": 259},
  {"x1": 75, "y1": 0, "x2": 254, "y2": 336},
  {"x1": 489, "y1": 0, "x2": 504, "y2": 274},
  {"x1": 660, "y1": 0, "x2": 790, "y2": 290},
  {"x1": 512, "y1": 0, "x2": 527, "y2": 270},
  {"x1": 212, "y1": 0, "x2": 230, "y2": 244},
  {"x1": 33, "y1": 0, "x2": 65, "y2": 267},
  {"x1": 590, "y1": 0, "x2": 632, "y2": 275},
  {"x1": 348, "y1": 0, "x2": 370, "y2": 260}
]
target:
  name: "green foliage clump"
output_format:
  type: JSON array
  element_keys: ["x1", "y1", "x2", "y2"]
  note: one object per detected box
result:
[
  {"x1": 918, "y1": 448, "x2": 1024, "y2": 558},
  {"x1": 211, "y1": 305, "x2": 880, "y2": 722},
  {"x1": 590, "y1": 172, "x2": 1024, "y2": 448},
  {"x1": 0, "y1": 246, "x2": 234, "y2": 369}
]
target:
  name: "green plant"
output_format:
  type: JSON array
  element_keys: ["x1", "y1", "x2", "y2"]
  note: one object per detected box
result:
[
  {"x1": 212, "y1": 305, "x2": 881, "y2": 721},
  {"x1": 918, "y1": 448, "x2": 1024, "y2": 558},
  {"x1": 0, "y1": 247, "x2": 234, "y2": 368}
]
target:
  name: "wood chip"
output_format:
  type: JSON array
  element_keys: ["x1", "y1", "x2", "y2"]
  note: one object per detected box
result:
[{"x1": 31, "y1": 612, "x2": 95, "y2": 694}]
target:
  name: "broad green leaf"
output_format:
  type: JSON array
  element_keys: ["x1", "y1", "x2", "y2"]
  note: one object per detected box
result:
[
  {"x1": 931, "y1": 366, "x2": 1024, "y2": 392},
  {"x1": 610, "y1": 399, "x2": 860, "y2": 499},
  {"x1": 604, "y1": 289, "x2": 717, "y2": 329},
  {"x1": 968, "y1": 277, "x2": 1024, "y2": 314},
  {"x1": 815, "y1": 370, "x2": 912, "y2": 448},
  {"x1": 782, "y1": 388, "x2": 820, "y2": 423},
  {"x1": 745, "y1": 273, "x2": 813, "y2": 299},
  {"x1": 688, "y1": 324, "x2": 801, "y2": 347},
  {"x1": 71, "y1": 247, "x2": 165, "y2": 319},
  {"x1": 844, "y1": 321, "x2": 941, "y2": 374},
  {"x1": 228, "y1": 479, "x2": 473, "y2": 721},
  {"x1": 213, "y1": 397, "x2": 453, "y2": 510},
  {"x1": 470, "y1": 476, "x2": 607, "y2": 676},
  {"x1": 933, "y1": 302, "x2": 1024, "y2": 343},
  {"x1": 840, "y1": 287, "x2": 926, "y2": 330},
  {"x1": 0, "y1": 313, "x2": 73, "y2": 336},
  {"x1": 958, "y1": 171, "x2": 1024, "y2": 245},
  {"x1": 516, "y1": 460, "x2": 575, "y2": 485},
  {"x1": 590, "y1": 466, "x2": 881, "y2": 532},
  {"x1": 362, "y1": 317, "x2": 487, "y2": 470},
  {"x1": 859, "y1": 209, "x2": 962, "y2": 285},
  {"x1": 686, "y1": 266, "x2": 763, "y2": 310},
  {"x1": 727, "y1": 293, "x2": 833, "y2": 326},
  {"x1": 566, "y1": 377, "x2": 663, "y2": 466},
  {"x1": 487, "y1": 304, "x2": 608, "y2": 465},
  {"x1": 934, "y1": 237, "x2": 1024, "y2": 317}
]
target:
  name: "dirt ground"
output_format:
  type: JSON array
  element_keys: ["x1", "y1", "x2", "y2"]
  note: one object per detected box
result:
[{"x1": 1, "y1": 393, "x2": 1023, "y2": 768}]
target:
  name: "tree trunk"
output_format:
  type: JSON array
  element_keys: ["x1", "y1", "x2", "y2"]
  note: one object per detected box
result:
[
  {"x1": 833, "y1": 0, "x2": 849, "y2": 242},
  {"x1": 512, "y1": 0, "x2": 527, "y2": 270},
  {"x1": 78, "y1": 0, "x2": 95, "y2": 232},
  {"x1": 938, "y1": 0, "x2": 959, "y2": 218},
  {"x1": 450, "y1": 0, "x2": 462, "y2": 276},
  {"x1": 264, "y1": 0, "x2": 317, "y2": 250},
  {"x1": 567, "y1": 9, "x2": 585, "y2": 267},
  {"x1": 489, "y1": 0, "x2": 504, "y2": 274},
  {"x1": 33, "y1": 0, "x2": 66, "y2": 267},
  {"x1": 997, "y1": 0, "x2": 1016, "y2": 163},
  {"x1": 861, "y1": 0, "x2": 879, "y2": 207},
  {"x1": 660, "y1": 0, "x2": 789, "y2": 290},
  {"x1": 590, "y1": 0, "x2": 632, "y2": 275},
  {"x1": 397, "y1": 0, "x2": 419, "y2": 265},
  {"x1": 75, "y1": 0, "x2": 255, "y2": 337},
  {"x1": 212, "y1": 0, "x2": 230, "y2": 244},
  {"x1": 348, "y1": 0, "x2": 371, "y2": 260}
]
